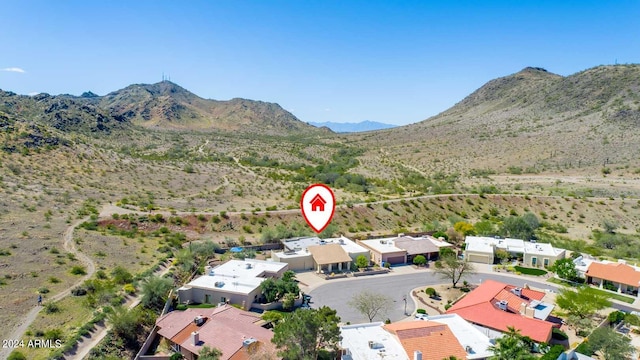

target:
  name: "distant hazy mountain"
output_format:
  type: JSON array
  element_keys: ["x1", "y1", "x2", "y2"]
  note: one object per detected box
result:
[{"x1": 308, "y1": 120, "x2": 397, "y2": 133}]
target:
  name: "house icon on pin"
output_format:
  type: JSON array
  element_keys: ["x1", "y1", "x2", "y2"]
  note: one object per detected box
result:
[{"x1": 309, "y1": 194, "x2": 326, "y2": 212}]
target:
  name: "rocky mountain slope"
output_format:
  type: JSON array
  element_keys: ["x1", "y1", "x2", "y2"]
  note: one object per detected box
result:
[
  {"x1": 353, "y1": 64, "x2": 640, "y2": 174},
  {"x1": 97, "y1": 81, "x2": 328, "y2": 135}
]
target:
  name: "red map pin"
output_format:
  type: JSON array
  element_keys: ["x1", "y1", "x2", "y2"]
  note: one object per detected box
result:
[{"x1": 300, "y1": 184, "x2": 336, "y2": 233}]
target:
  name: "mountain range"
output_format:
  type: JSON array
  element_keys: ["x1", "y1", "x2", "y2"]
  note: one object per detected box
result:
[
  {"x1": 0, "y1": 81, "x2": 329, "y2": 137},
  {"x1": 308, "y1": 120, "x2": 397, "y2": 133},
  {"x1": 1, "y1": 64, "x2": 640, "y2": 173},
  {"x1": 352, "y1": 64, "x2": 640, "y2": 174}
]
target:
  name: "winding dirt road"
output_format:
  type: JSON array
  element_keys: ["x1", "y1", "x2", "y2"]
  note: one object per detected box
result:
[{"x1": 0, "y1": 217, "x2": 96, "y2": 360}]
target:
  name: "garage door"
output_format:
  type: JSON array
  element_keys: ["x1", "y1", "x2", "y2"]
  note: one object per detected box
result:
[
  {"x1": 467, "y1": 254, "x2": 491, "y2": 264},
  {"x1": 385, "y1": 256, "x2": 405, "y2": 265}
]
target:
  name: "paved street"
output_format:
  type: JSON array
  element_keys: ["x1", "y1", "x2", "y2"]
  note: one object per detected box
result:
[{"x1": 307, "y1": 269, "x2": 637, "y2": 323}]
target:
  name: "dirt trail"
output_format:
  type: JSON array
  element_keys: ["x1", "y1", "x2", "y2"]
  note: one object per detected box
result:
[
  {"x1": 65, "y1": 261, "x2": 172, "y2": 360},
  {"x1": 0, "y1": 217, "x2": 96, "y2": 360},
  {"x1": 233, "y1": 156, "x2": 256, "y2": 177}
]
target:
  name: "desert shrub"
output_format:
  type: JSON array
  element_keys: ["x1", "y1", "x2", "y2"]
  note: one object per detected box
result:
[
  {"x1": 413, "y1": 255, "x2": 427, "y2": 266},
  {"x1": 70, "y1": 265, "x2": 87, "y2": 275},
  {"x1": 425, "y1": 287, "x2": 438, "y2": 298},
  {"x1": 8, "y1": 351, "x2": 27, "y2": 360},
  {"x1": 416, "y1": 308, "x2": 426, "y2": 314},
  {"x1": 44, "y1": 302, "x2": 60, "y2": 314},
  {"x1": 575, "y1": 341, "x2": 593, "y2": 356},
  {"x1": 123, "y1": 284, "x2": 136, "y2": 295},
  {"x1": 71, "y1": 286, "x2": 87, "y2": 296}
]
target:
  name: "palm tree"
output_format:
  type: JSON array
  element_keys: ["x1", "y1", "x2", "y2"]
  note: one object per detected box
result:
[{"x1": 488, "y1": 327, "x2": 535, "y2": 360}]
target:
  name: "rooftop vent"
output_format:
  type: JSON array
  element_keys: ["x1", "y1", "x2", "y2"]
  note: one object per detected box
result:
[
  {"x1": 496, "y1": 300, "x2": 508, "y2": 311},
  {"x1": 191, "y1": 331, "x2": 199, "y2": 346},
  {"x1": 465, "y1": 345, "x2": 474, "y2": 354},
  {"x1": 243, "y1": 338, "x2": 258, "y2": 348},
  {"x1": 214, "y1": 281, "x2": 225, "y2": 288},
  {"x1": 368, "y1": 340, "x2": 383, "y2": 349},
  {"x1": 414, "y1": 350, "x2": 423, "y2": 360},
  {"x1": 512, "y1": 287, "x2": 523, "y2": 297},
  {"x1": 246, "y1": 263, "x2": 253, "y2": 269},
  {"x1": 194, "y1": 316, "x2": 205, "y2": 326}
]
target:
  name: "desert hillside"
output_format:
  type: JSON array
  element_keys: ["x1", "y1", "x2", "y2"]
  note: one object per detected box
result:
[{"x1": 353, "y1": 65, "x2": 640, "y2": 176}]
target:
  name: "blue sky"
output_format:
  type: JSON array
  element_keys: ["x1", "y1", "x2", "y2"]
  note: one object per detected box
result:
[{"x1": 1, "y1": 1, "x2": 638, "y2": 125}]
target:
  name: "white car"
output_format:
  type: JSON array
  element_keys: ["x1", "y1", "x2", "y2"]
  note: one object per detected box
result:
[{"x1": 415, "y1": 313, "x2": 429, "y2": 320}]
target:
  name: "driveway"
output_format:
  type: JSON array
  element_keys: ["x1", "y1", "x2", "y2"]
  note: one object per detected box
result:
[{"x1": 308, "y1": 271, "x2": 636, "y2": 323}]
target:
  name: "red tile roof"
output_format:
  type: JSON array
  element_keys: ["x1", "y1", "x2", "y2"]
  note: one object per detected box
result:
[
  {"x1": 156, "y1": 305, "x2": 275, "y2": 359},
  {"x1": 446, "y1": 280, "x2": 553, "y2": 343},
  {"x1": 586, "y1": 262, "x2": 640, "y2": 287},
  {"x1": 384, "y1": 321, "x2": 467, "y2": 360}
]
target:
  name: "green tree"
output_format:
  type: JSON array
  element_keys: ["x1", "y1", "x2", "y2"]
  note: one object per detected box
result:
[
  {"x1": 348, "y1": 290, "x2": 393, "y2": 322},
  {"x1": 540, "y1": 345, "x2": 565, "y2": 360},
  {"x1": 260, "y1": 274, "x2": 299, "y2": 303},
  {"x1": 272, "y1": 306, "x2": 341, "y2": 360},
  {"x1": 111, "y1": 266, "x2": 133, "y2": 285},
  {"x1": 494, "y1": 249, "x2": 510, "y2": 264},
  {"x1": 500, "y1": 216, "x2": 534, "y2": 240},
  {"x1": 413, "y1": 255, "x2": 427, "y2": 266},
  {"x1": 550, "y1": 258, "x2": 578, "y2": 281},
  {"x1": 556, "y1": 287, "x2": 610, "y2": 319},
  {"x1": 355, "y1": 255, "x2": 369, "y2": 269},
  {"x1": 521, "y1": 212, "x2": 540, "y2": 231},
  {"x1": 588, "y1": 326, "x2": 634, "y2": 360},
  {"x1": 453, "y1": 221, "x2": 476, "y2": 236},
  {"x1": 488, "y1": 327, "x2": 535, "y2": 360},
  {"x1": 107, "y1": 306, "x2": 144, "y2": 347},
  {"x1": 434, "y1": 254, "x2": 475, "y2": 288},
  {"x1": 318, "y1": 223, "x2": 338, "y2": 238},
  {"x1": 199, "y1": 346, "x2": 223, "y2": 360},
  {"x1": 439, "y1": 246, "x2": 456, "y2": 257},
  {"x1": 282, "y1": 293, "x2": 296, "y2": 311},
  {"x1": 141, "y1": 276, "x2": 174, "y2": 310},
  {"x1": 262, "y1": 310, "x2": 284, "y2": 324},
  {"x1": 601, "y1": 219, "x2": 618, "y2": 234},
  {"x1": 260, "y1": 278, "x2": 280, "y2": 303},
  {"x1": 474, "y1": 220, "x2": 496, "y2": 236}
]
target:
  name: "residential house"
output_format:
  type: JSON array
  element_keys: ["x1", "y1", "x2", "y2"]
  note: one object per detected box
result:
[
  {"x1": 557, "y1": 350, "x2": 597, "y2": 360},
  {"x1": 464, "y1": 236, "x2": 566, "y2": 267},
  {"x1": 177, "y1": 259, "x2": 288, "y2": 310},
  {"x1": 446, "y1": 279, "x2": 557, "y2": 343},
  {"x1": 154, "y1": 304, "x2": 276, "y2": 360},
  {"x1": 585, "y1": 260, "x2": 640, "y2": 296},
  {"x1": 340, "y1": 322, "x2": 408, "y2": 360},
  {"x1": 271, "y1": 236, "x2": 369, "y2": 272},
  {"x1": 358, "y1": 234, "x2": 453, "y2": 266},
  {"x1": 339, "y1": 314, "x2": 493, "y2": 360}
]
